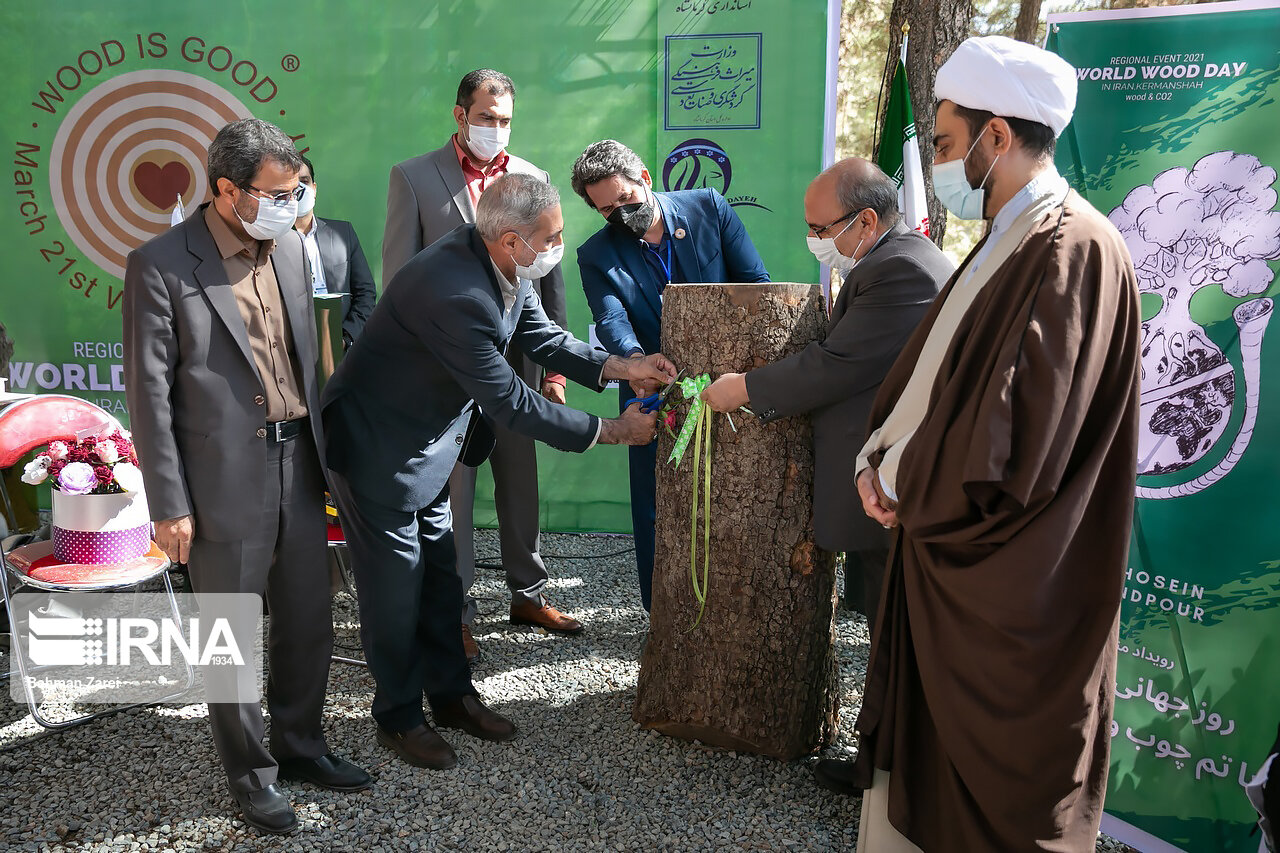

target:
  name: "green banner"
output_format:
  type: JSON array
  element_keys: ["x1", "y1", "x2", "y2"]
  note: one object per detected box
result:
[
  {"x1": 1048, "y1": 2, "x2": 1280, "y2": 849},
  {"x1": 0, "y1": 1, "x2": 830, "y2": 533},
  {"x1": 655, "y1": 1, "x2": 828, "y2": 295}
]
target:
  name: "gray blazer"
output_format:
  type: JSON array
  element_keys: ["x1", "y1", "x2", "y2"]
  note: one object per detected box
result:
[
  {"x1": 321, "y1": 225, "x2": 608, "y2": 512},
  {"x1": 122, "y1": 203, "x2": 325, "y2": 541},
  {"x1": 746, "y1": 222, "x2": 952, "y2": 552},
  {"x1": 382, "y1": 140, "x2": 567, "y2": 330}
]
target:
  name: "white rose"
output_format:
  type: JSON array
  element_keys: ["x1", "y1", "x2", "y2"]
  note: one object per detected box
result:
[
  {"x1": 21, "y1": 456, "x2": 50, "y2": 485},
  {"x1": 112, "y1": 461, "x2": 145, "y2": 493},
  {"x1": 96, "y1": 441, "x2": 120, "y2": 464},
  {"x1": 47, "y1": 441, "x2": 70, "y2": 461}
]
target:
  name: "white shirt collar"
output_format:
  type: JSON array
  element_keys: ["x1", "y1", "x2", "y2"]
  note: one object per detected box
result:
[
  {"x1": 297, "y1": 221, "x2": 326, "y2": 293},
  {"x1": 490, "y1": 259, "x2": 523, "y2": 314},
  {"x1": 989, "y1": 164, "x2": 1069, "y2": 240}
]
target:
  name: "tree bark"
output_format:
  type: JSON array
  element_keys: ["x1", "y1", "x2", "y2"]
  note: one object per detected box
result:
[
  {"x1": 633, "y1": 282, "x2": 839, "y2": 761},
  {"x1": 878, "y1": 0, "x2": 974, "y2": 249},
  {"x1": 1014, "y1": 0, "x2": 1044, "y2": 44}
]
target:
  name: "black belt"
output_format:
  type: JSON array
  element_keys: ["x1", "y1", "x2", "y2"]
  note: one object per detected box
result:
[{"x1": 264, "y1": 418, "x2": 307, "y2": 443}]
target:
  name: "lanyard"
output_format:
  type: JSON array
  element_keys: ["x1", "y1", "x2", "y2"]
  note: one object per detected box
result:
[{"x1": 643, "y1": 237, "x2": 674, "y2": 285}]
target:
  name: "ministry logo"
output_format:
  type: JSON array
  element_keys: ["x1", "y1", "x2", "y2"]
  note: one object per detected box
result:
[
  {"x1": 662, "y1": 138, "x2": 770, "y2": 211},
  {"x1": 49, "y1": 70, "x2": 253, "y2": 280}
]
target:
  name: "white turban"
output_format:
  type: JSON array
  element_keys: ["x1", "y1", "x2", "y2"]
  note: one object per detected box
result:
[{"x1": 934, "y1": 36, "x2": 1078, "y2": 138}]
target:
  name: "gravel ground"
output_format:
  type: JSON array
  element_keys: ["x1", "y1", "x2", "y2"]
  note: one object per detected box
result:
[{"x1": 1, "y1": 531, "x2": 1134, "y2": 851}]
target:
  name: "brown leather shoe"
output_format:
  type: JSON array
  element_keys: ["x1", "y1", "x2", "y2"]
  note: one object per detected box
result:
[
  {"x1": 510, "y1": 599, "x2": 584, "y2": 635},
  {"x1": 375, "y1": 724, "x2": 458, "y2": 770},
  {"x1": 432, "y1": 695, "x2": 517, "y2": 742},
  {"x1": 461, "y1": 624, "x2": 480, "y2": 664}
]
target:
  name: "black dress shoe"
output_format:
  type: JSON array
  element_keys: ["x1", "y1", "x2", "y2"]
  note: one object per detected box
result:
[
  {"x1": 432, "y1": 694, "x2": 518, "y2": 742},
  {"x1": 814, "y1": 758, "x2": 864, "y2": 797},
  {"x1": 230, "y1": 783, "x2": 298, "y2": 835},
  {"x1": 277, "y1": 753, "x2": 373, "y2": 792}
]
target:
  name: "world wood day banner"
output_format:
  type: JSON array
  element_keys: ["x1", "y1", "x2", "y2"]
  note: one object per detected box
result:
[
  {"x1": 1047, "y1": 2, "x2": 1280, "y2": 849},
  {"x1": 0, "y1": 1, "x2": 833, "y2": 533}
]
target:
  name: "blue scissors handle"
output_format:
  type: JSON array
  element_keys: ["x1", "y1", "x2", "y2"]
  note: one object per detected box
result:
[{"x1": 624, "y1": 392, "x2": 662, "y2": 413}]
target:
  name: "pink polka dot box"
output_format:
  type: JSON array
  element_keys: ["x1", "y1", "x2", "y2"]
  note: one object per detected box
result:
[{"x1": 51, "y1": 490, "x2": 151, "y2": 565}]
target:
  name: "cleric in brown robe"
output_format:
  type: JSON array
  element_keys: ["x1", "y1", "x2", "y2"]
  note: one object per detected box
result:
[{"x1": 844, "y1": 37, "x2": 1141, "y2": 851}]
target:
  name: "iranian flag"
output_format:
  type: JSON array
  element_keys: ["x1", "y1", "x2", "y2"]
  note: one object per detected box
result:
[{"x1": 877, "y1": 51, "x2": 930, "y2": 236}]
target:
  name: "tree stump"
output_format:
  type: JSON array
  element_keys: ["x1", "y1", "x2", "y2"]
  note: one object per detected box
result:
[{"x1": 633, "y1": 282, "x2": 839, "y2": 760}]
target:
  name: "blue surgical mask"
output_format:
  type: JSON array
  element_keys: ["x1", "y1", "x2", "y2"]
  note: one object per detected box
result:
[{"x1": 931, "y1": 126, "x2": 999, "y2": 220}]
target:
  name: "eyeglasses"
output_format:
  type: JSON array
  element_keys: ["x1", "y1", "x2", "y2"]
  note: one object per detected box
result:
[
  {"x1": 807, "y1": 210, "x2": 858, "y2": 239},
  {"x1": 241, "y1": 184, "x2": 306, "y2": 208}
]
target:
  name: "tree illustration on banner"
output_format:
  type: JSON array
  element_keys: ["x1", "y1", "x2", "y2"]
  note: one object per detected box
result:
[{"x1": 1109, "y1": 151, "x2": 1279, "y2": 500}]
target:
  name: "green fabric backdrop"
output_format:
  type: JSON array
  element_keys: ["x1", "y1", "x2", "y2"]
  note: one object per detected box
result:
[{"x1": 0, "y1": 0, "x2": 831, "y2": 533}]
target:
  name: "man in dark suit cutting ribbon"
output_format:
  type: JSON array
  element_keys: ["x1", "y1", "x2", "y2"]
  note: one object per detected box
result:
[{"x1": 322, "y1": 172, "x2": 675, "y2": 771}]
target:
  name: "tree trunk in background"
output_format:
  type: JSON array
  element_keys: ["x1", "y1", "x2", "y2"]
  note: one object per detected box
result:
[
  {"x1": 878, "y1": 0, "x2": 973, "y2": 250},
  {"x1": 1015, "y1": 0, "x2": 1044, "y2": 43},
  {"x1": 633, "y1": 282, "x2": 839, "y2": 761}
]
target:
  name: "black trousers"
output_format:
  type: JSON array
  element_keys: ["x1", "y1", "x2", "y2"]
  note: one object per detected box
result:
[
  {"x1": 845, "y1": 546, "x2": 890, "y2": 634},
  {"x1": 327, "y1": 471, "x2": 476, "y2": 733},
  {"x1": 187, "y1": 431, "x2": 332, "y2": 794}
]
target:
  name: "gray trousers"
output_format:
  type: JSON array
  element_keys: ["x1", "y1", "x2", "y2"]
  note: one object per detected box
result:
[
  {"x1": 187, "y1": 430, "x2": 332, "y2": 794},
  {"x1": 449, "y1": 347, "x2": 549, "y2": 625}
]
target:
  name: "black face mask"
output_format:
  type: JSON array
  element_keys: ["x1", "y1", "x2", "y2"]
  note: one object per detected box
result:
[{"x1": 607, "y1": 188, "x2": 655, "y2": 239}]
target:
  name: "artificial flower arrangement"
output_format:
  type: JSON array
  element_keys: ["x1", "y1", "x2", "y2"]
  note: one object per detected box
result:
[
  {"x1": 660, "y1": 405, "x2": 680, "y2": 439},
  {"x1": 20, "y1": 430, "x2": 145, "y2": 495}
]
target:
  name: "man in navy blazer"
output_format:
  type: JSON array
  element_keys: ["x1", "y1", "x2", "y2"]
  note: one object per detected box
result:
[
  {"x1": 321, "y1": 173, "x2": 675, "y2": 769},
  {"x1": 292, "y1": 155, "x2": 376, "y2": 347},
  {"x1": 571, "y1": 139, "x2": 770, "y2": 611}
]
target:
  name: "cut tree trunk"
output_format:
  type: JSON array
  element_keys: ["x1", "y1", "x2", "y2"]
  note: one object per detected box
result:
[{"x1": 633, "y1": 282, "x2": 839, "y2": 761}]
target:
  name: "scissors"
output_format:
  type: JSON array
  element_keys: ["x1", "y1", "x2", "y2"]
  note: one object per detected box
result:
[{"x1": 625, "y1": 368, "x2": 686, "y2": 413}]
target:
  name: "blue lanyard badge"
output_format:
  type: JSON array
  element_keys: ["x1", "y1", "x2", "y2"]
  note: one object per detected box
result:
[{"x1": 643, "y1": 237, "x2": 674, "y2": 287}]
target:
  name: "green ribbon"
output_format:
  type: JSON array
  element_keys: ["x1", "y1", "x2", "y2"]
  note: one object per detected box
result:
[
  {"x1": 665, "y1": 373, "x2": 714, "y2": 629},
  {"x1": 688, "y1": 400, "x2": 713, "y2": 629},
  {"x1": 667, "y1": 374, "x2": 711, "y2": 469}
]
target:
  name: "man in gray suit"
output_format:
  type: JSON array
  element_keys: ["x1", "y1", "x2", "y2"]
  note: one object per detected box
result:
[
  {"x1": 702, "y1": 157, "x2": 951, "y2": 630},
  {"x1": 324, "y1": 173, "x2": 673, "y2": 770},
  {"x1": 123, "y1": 118, "x2": 369, "y2": 835},
  {"x1": 383, "y1": 69, "x2": 578, "y2": 661}
]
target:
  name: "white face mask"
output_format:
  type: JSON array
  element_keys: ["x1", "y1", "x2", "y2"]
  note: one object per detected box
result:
[
  {"x1": 463, "y1": 116, "x2": 510, "y2": 163},
  {"x1": 931, "y1": 126, "x2": 999, "y2": 221},
  {"x1": 805, "y1": 214, "x2": 864, "y2": 272},
  {"x1": 236, "y1": 190, "x2": 298, "y2": 241},
  {"x1": 512, "y1": 234, "x2": 563, "y2": 280},
  {"x1": 296, "y1": 182, "x2": 316, "y2": 217}
]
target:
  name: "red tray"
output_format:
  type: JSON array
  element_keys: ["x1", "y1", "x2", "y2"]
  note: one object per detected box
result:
[{"x1": 4, "y1": 540, "x2": 170, "y2": 591}]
